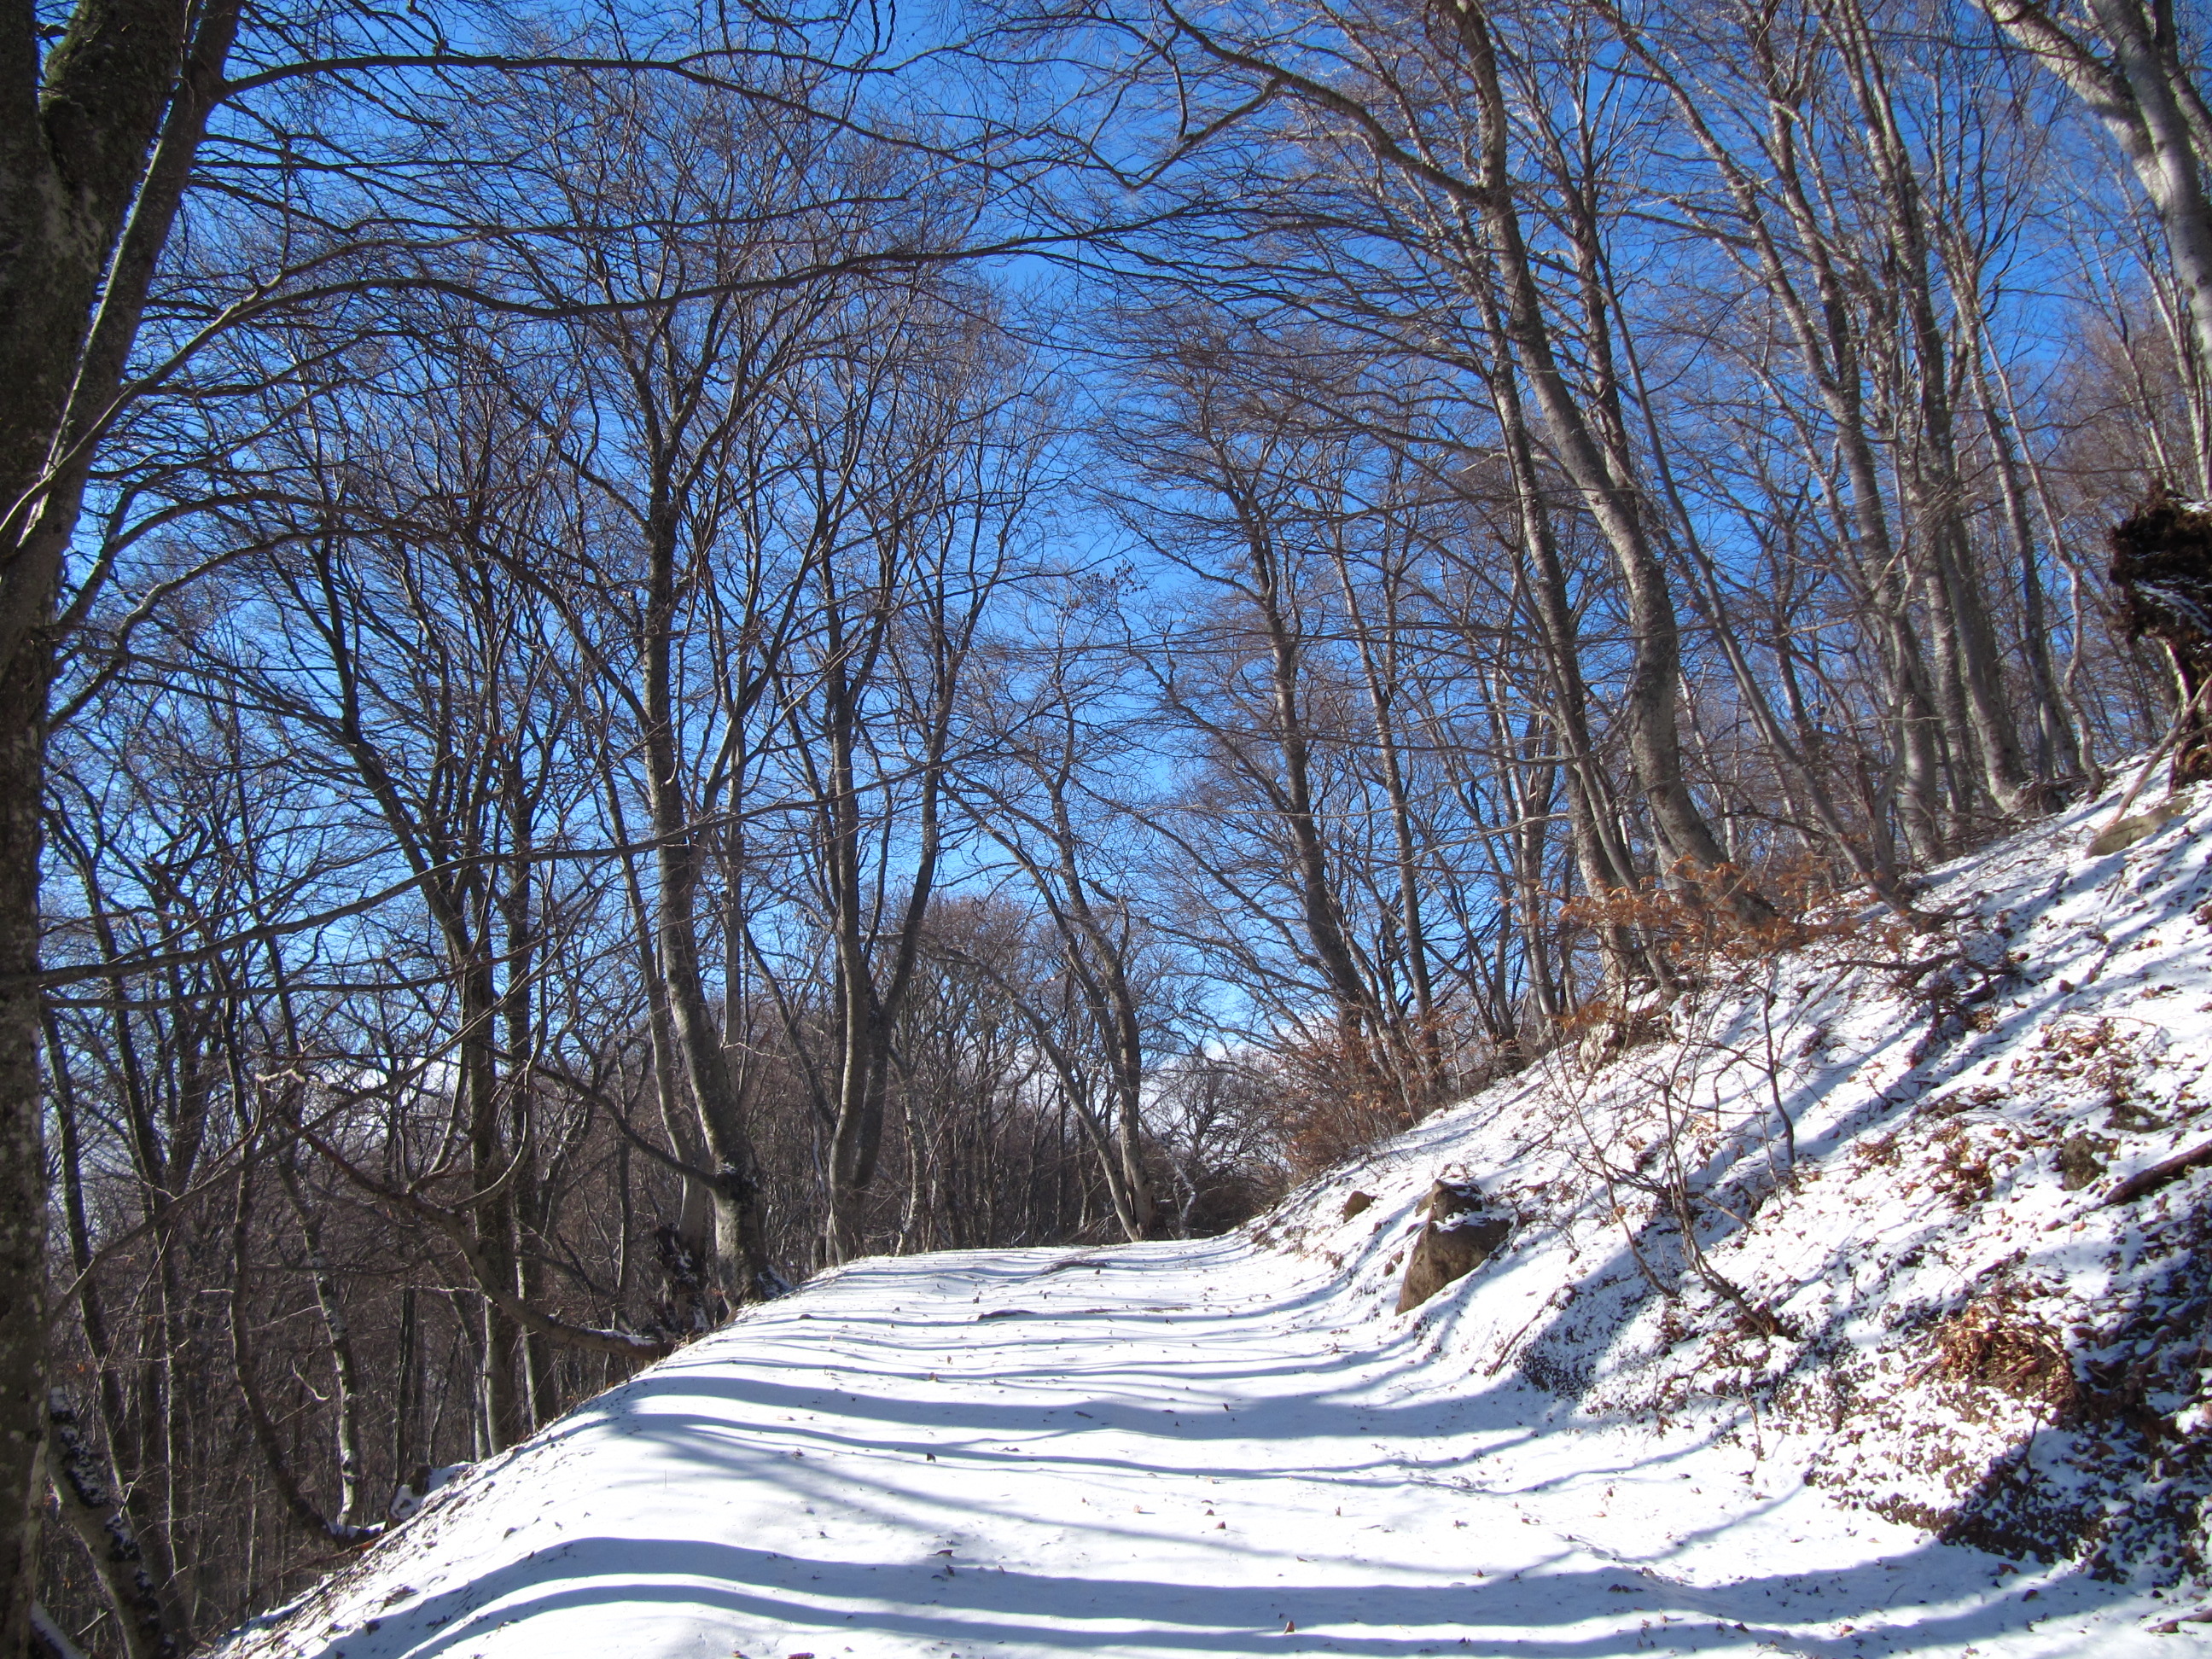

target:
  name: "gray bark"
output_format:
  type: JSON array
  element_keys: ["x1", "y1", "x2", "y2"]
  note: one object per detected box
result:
[
  {"x1": 276, "y1": 1155, "x2": 370, "y2": 1528},
  {"x1": 1442, "y1": 0, "x2": 1768, "y2": 919},
  {"x1": 640, "y1": 501, "x2": 777, "y2": 1301},
  {"x1": 44, "y1": 1395, "x2": 182, "y2": 1659},
  {"x1": 1986, "y1": 0, "x2": 2212, "y2": 387}
]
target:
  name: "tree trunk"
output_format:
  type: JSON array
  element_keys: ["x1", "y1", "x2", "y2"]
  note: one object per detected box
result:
[
  {"x1": 1979, "y1": 354, "x2": 2081, "y2": 783},
  {"x1": 1443, "y1": 0, "x2": 1767, "y2": 919},
  {"x1": 1326, "y1": 537, "x2": 1443, "y2": 1086},
  {"x1": 461, "y1": 958, "x2": 527, "y2": 1451},
  {"x1": 1476, "y1": 294, "x2": 1644, "y2": 963},
  {"x1": 45, "y1": 1394, "x2": 183, "y2": 1659},
  {"x1": 227, "y1": 1162, "x2": 376, "y2": 1546},
  {"x1": 0, "y1": 642, "x2": 51, "y2": 1659},
  {"x1": 1229, "y1": 499, "x2": 1376, "y2": 1043},
  {"x1": 276, "y1": 1155, "x2": 370, "y2": 1527},
  {"x1": 1615, "y1": 6, "x2": 1953, "y2": 858},
  {"x1": 640, "y1": 502, "x2": 776, "y2": 1302},
  {"x1": 1837, "y1": 0, "x2": 2034, "y2": 816},
  {"x1": 0, "y1": 1, "x2": 240, "y2": 1619},
  {"x1": 1988, "y1": 0, "x2": 2212, "y2": 385}
]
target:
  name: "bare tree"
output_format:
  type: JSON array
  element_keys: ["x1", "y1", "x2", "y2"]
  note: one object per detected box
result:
[{"x1": 1985, "y1": 0, "x2": 2212, "y2": 389}]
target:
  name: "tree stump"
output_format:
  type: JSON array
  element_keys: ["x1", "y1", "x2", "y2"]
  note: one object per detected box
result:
[{"x1": 2111, "y1": 488, "x2": 2212, "y2": 785}]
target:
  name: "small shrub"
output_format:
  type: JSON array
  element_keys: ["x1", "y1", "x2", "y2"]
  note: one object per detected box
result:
[
  {"x1": 1261, "y1": 1028, "x2": 1425, "y2": 1179},
  {"x1": 1259, "y1": 1013, "x2": 1496, "y2": 1178}
]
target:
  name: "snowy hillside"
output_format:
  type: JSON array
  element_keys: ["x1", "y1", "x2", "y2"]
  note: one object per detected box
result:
[{"x1": 217, "y1": 775, "x2": 2212, "y2": 1659}]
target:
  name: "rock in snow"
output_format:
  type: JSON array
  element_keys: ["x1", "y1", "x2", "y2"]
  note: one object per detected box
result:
[
  {"x1": 218, "y1": 775, "x2": 2212, "y2": 1658},
  {"x1": 1394, "y1": 1182, "x2": 1511, "y2": 1313}
]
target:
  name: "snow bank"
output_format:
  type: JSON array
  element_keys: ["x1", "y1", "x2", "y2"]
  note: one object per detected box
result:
[{"x1": 216, "y1": 775, "x2": 2212, "y2": 1659}]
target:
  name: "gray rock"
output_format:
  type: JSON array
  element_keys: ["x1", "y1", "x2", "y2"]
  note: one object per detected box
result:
[
  {"x1": 1396, "y1": 1182, "x2": 1511, "y2": 1312},
  {"x1": 2087, "y1": 795, "x2": 2189, "y2": 857},
  {"x1": 2058, "y1": 1133, "x2": 2110, "y2": 1191}
]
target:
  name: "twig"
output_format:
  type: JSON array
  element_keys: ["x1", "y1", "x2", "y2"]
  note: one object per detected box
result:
[{"x1": 1485, "y1": 1289, "x2": 1563, "y2": 1377}]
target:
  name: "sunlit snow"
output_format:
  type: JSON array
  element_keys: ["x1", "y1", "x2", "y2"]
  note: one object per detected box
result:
[{"x1": 218, "y1": 771, "x2": 2212, "y2": 1659}]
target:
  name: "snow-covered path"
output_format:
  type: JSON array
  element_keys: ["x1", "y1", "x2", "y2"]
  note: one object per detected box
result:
[
  {"x1": 216, "y1": 778, "x2": 2212, "y2": 1659},
  {"x1": 226, "y1": 1231, "x2": 2165, "y2": 1659}
]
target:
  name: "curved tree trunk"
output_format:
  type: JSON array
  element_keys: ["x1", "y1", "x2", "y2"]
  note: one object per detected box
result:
[{"x1": 1987, "y1": 0, "x2": 2212, "y2": 404}]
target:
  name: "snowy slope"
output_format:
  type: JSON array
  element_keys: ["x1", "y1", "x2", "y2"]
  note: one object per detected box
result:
[{"x1": 218, "y1": 773, "x2": 2212, "y2": 1659}]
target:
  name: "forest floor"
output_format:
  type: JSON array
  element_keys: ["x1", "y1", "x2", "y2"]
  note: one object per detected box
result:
[{"x1": 218, "y1": 769, "x2": 2212, "y2": 1659}]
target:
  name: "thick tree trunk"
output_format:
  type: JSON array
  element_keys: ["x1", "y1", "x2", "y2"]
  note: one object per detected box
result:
[
  {"x1": 1256, "y1": 568, "x2": 1372, "y2": 1038},
  {"x1": 500, "y1": 815, "x2": 557, "y2": 1425},
  {"x1": 1478, "y1": 294, "x2": 1644, "y2": 965},
  {"x1": 818, "y1": 638, "x2": 888, "y2": 1264},
  {"x1": 460, "y1": 961, "x2": 527, "y2": 1451},
  {"x1": 1989, "y1": 0, "x2": 2212, "y2": 387},
  {"x1": 605, "y1": 774, "x2": 719, "y2": 1270},
  {"x1": 818, "y1": 571, "x2": 952, "y2": 1264},
  {"x1": 655, "y1": 808, "x2": 774, "y2": 1301},
  {"x1": 1617, "y1": 9, "x2": 1955, "y2": 859},
  {"x1": 1837, "y1": 0, "x2": 2035, "y2": 817},
  {"x1": 0, "y1": 0, "x2": 243, "y2": 1627},
  {"x1": 1982, "y1": 0, "x2": 2212, "y2": 487},
  {"x1": 1772, "y1": 175, "x2": 1952, "y2": 857},
  {"x1": 0, "y1": 643, "x2": 51, "y2": 1657}
]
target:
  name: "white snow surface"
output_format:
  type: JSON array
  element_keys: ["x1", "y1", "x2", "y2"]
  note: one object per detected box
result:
[{"x1": 220, "y1": 773, "x2": 2212, "y2": 1659}]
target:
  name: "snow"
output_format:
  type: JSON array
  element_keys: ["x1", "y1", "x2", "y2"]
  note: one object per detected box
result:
[{"x1": 218, "y1": 775, "x2": 2212, "y2": 1659}]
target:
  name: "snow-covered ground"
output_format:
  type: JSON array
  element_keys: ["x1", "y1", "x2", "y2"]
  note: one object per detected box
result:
[{"x1": 219, "y1": 772, "x2": 2212, "y2": 1659}]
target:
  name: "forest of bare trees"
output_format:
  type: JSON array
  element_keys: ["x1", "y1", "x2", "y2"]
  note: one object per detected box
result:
[{"x1": 3, "y1": 0, "x2": 2210, "y2": 1650}]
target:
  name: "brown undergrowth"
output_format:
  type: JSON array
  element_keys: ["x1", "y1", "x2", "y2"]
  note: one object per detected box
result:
[
  {"x1": 1264, "y1": 1016, "x2": 1492, "y2": 1179},
  {"x1": 1927, "y1": 1293, "x2": 2077, "y2": 1413},
  {"x1": 1560, "y1": 856, "x2": 1905, "y2": 1005}
]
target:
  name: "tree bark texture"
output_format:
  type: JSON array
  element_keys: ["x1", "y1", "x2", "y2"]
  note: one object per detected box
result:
[
  {"x1": 44, "y1": 1394, "x2": 183, "y2": 1659},
  {"x1": 1986, "y1": 0, "x2": 2212, "y2": 399},
  {"x1": 640, "y1": 503, "x2": 777, "y2": 1301},
  {"x1": 0, "y1": 0, "x2": 241, "y2": 1637}
]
